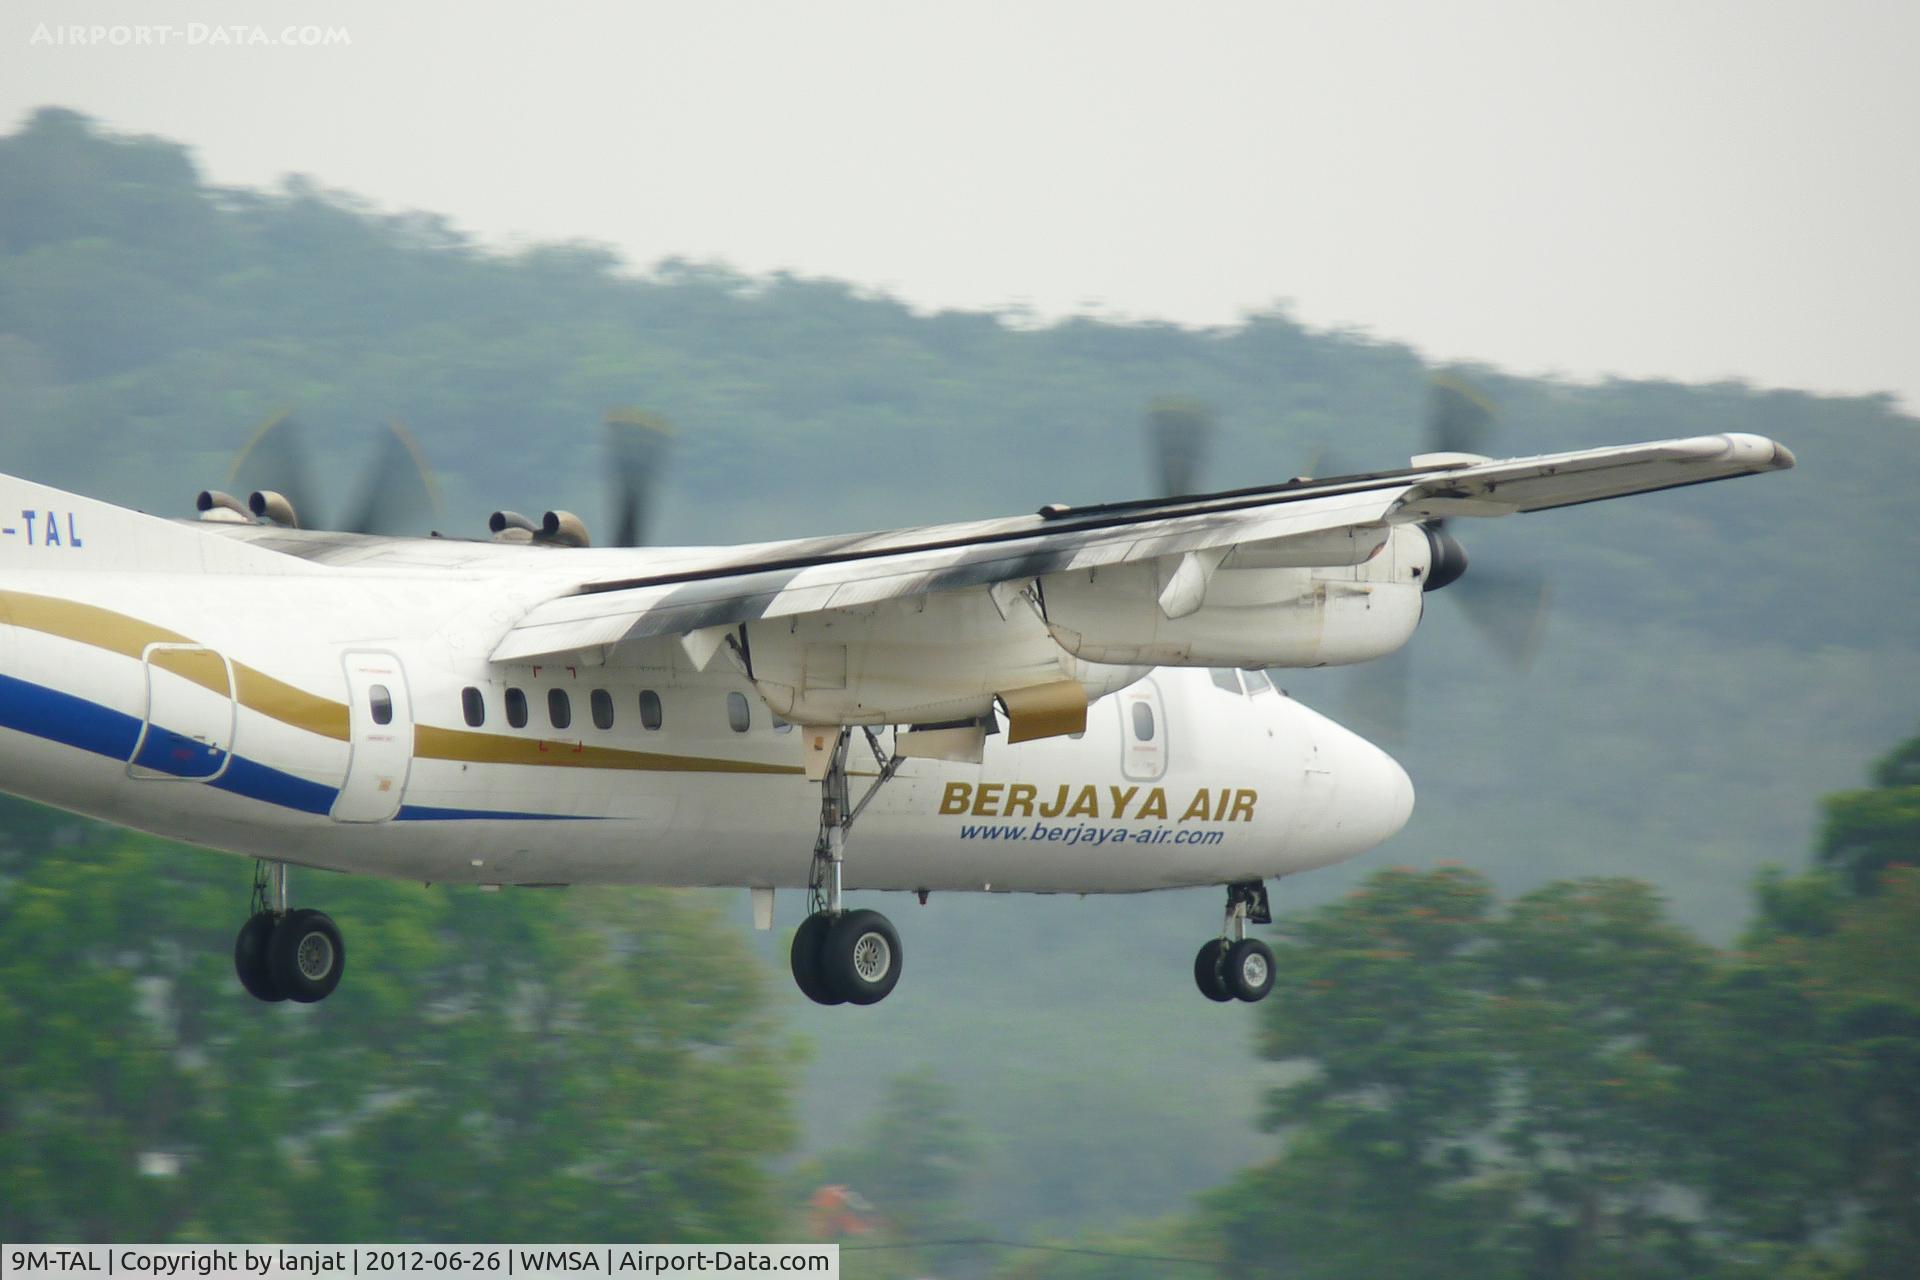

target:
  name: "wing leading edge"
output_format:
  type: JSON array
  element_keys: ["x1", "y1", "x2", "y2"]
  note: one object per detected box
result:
[{"x1": 490, "y1": 432, "x2": 1793, "y2": 664}]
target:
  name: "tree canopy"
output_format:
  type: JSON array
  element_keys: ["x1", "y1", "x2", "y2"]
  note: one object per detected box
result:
[{"x1": 0, "y1": 802, "x2": 801, "y2": 1241}]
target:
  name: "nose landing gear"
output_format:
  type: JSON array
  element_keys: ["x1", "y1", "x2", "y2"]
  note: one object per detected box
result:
[
  {"x1": 1194, "y1": 880, "x2": 1274, "y2": 1003},
  {"x1": 789, "y1": 726, "x2": 907, "y2": 1006},
  {"x1": 233, "y1": 860, "x2": 346, "y2": 1004}
]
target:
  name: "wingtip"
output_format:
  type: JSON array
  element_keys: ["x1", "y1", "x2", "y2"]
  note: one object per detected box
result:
[{"x1": 1716, "y1": 432, "x2": 1796, "y2": 472}]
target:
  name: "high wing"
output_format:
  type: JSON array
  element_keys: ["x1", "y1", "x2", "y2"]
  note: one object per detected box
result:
[{"x1": 490, "y1": 432, "x2": 1794, "y2": 664}]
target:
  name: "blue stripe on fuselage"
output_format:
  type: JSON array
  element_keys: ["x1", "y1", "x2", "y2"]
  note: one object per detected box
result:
[{"x1": 0, "y1": 671, "x2": 591, "y2": 822}]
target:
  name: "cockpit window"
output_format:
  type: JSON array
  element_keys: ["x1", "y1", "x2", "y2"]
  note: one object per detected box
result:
[
  {"x1": 1242, "y1": 669, "x2": 1273, "y2": 695},
  {"x1": 1210, "y1": 668, "x2": 1243, "y2": 694}
]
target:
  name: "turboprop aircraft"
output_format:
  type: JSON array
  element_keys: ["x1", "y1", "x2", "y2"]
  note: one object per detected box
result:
[{"x1": 0, "y1": 395, "x2": 1794, "y2": 1009}]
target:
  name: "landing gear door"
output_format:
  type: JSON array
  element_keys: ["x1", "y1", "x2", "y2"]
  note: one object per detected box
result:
[
  {"x1": 331, "y1": 652, "x2": 413, "y2": 823},
  {"x1": 1119, "y1": 678, "x2": 1168, "y2": 782},
  {"x1": 129, "y1": 644, "x2": 235, "y2": 781}
]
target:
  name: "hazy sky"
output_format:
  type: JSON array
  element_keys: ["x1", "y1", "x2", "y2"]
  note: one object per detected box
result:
[{"x1": 7, "y1": 0, "x2": 1917, "y2": 410}]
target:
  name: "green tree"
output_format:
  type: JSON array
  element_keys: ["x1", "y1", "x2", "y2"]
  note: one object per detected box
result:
[
  {"x1": 0, "y1": 811, "x2": 801, "y2": 1241},
  {"x1": 1730, "y1": 732, "x2": 1920, "y2": 1277},
  {"x1": 1818, "y1": 733, "x2": 1920, "y2": 894},
  {"x1": 1206, "y1": 866, "x2": 1875, "y2": 1279},
  {"x1": 1484, "y1": 879, "x2": 1716, "y2": 1278},
  {"x1": 1206, "y1": 866, "x2": 1517, "y2": 1279},
  {"x1": 817, "y1": 1069, "x2": 982, "y2": 1277}
]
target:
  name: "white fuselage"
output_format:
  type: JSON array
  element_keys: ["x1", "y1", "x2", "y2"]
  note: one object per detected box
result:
[{"x1": 0, "y1": 561, "x2": 1414, "y2": 895}]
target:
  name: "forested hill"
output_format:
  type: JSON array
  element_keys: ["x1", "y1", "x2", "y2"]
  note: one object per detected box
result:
[{"x1": 2, "y1": 107, "x2": 1917, "y2": 1234}]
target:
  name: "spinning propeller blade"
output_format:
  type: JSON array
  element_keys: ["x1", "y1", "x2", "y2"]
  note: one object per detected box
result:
[
  {"x1": 604, "y1": 408, "x2": 673, "y2": 546},
  {"x1": 1346, "y1": 648, "x2": 1411, "y2": 746},
  {"x1": 1344, "y1": 376, "x2": 1553, "y2": 740},
  {"x1": 227, "y1": 410, "x2": 319, "y2": 531},
  {"x1": 217, "y1": 413, "x2": 441, "y2": 535},
  {"x1": 1428, "y1": 374, "x2": 1498, "y2": 458},
  {"x1": 1450, "y1": 566, "x2": 1553, "y2": 670},
  {"x1": 1146, "y1": 398, "x2": 1216, "y2": 499},
  {"x1": 338, "y1": 421, "x2": 442, "y2": 535}
]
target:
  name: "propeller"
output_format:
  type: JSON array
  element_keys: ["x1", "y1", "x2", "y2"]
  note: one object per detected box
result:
[
  {"x1": 1427, "y1": 374, "x2": 1497, "y2": 457},
  {"x1": 1146, "y1": 398, "x2": 1216, "y2": 499},
  {"x1": 208, "y1": 412, "x2": 442, "y2": 535},
  {"x1": 603, "y1": 407, "x2": 673, "y2": 546},
  {"x1": 484, "y1": 408, "x2": 673, "y2": 547},
  {"x1": 1343, "y1": 376, "x2": 1553, "y2": 743}
]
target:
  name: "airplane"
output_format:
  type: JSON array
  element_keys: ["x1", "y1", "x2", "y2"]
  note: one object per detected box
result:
[{"x1": 0, "y1": 402, "x2": 1795, "y2": 1009}]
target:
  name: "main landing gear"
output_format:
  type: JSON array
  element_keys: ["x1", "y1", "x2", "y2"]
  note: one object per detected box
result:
[
  {"x1": 233, "y1": 860, "x2": 346, "y2": 1004},
  {"x1": 790, "y1": 726, "x2": 908, "y2": 1006},
  {"x1": 1194, "y1": 880, "x2": 1275, "y2": 1004}
]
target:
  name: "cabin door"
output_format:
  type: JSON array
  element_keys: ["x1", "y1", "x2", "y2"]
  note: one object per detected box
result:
[
  {"x1": 128, "y1": 644, "x2": 235, "y2": 781},
  {"x1": 331, "y1": 652, "x2": 414, "y2": 823}
]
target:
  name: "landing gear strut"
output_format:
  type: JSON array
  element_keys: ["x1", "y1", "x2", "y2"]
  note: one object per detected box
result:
[
  {"x1": 234, "y1": 860, "x2": 346, "y2": 1004},
  {"x1": 1194, "y1": 880, "x2": 1275, "y2": 1004},
  {"x1": 790, "y1": 727, "x2": 906, "y2": 1006}
]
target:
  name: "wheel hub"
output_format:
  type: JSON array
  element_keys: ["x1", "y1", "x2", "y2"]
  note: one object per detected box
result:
[
  {"x1": 296, "y1": 931, "x2": 335, "y2": 981},
  {"x1": 852, "y1": 931, "x2": 891, "y2": 983}
]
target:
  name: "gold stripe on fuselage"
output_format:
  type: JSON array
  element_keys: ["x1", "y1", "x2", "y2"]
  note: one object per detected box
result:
[
  {"x1": 414, "y1": 724, "x2": 804, "y2": 775},
  {"x1": 0, "y1": 588, "x2": 805, "y2": 776},
  {"x1": 0, "y1": 589, "x2": 351, "y2": 740}
]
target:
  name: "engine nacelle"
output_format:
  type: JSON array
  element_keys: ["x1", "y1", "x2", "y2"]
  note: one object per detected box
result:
[
  {"x1": 743, "y1": 588, "x2": 1145, "y2": 728},
  {"x1": 1040, "y1": 524, "x2": 1431, "y2": 668}
]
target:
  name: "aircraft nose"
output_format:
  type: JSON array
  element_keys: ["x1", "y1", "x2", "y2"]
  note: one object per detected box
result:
[{"x1": 1317, "y1": 721, "x2": 1416, "y2": 855}]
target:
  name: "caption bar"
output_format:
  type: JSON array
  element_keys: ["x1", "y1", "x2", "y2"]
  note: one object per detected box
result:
[{"x1": 3, "y1": 1249, "x2": 837, "y2": 1279}]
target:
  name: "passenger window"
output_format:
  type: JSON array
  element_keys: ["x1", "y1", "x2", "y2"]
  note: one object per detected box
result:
[
  {"x1": 1131, "y1": 700, "x2": 1155, "y2": 741},
  {"x1": 771, "y1": 713, "x2": 794, "y2": 735},
  {"x1": 505, "y1": 687, "x2": 528, "y2": 728},
  {"x1": 369, "y1": 684, "x2": 393, "y2": 726},
  {"x1": 548, "y1": 688, "x2": 572, "y2": 730},
  {"x1": 727, "y1": 691, "x2": 751, "y2": 733},
  {"x1": 461, "y1": 686, "x2": 485, "y2": 727},
  {"x1": 1210, "y1": 668, "x2": 1243, "y2": 695},
  {"x1": 639, "y1": 689, "x2": 663, "y2": 731},
  {"x1": 1242, "y1": 669, "x2": 1272, "y2": 694},
  {"x1": 590, "y1": 688, "x2": 615, "y2": 730}
]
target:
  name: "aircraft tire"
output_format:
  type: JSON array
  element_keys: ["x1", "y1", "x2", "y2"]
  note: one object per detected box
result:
[
  {"x1": 822, "y1": 909, "x2": 902, "y2": 1006},
  {"x1": 267, "y1": 908, "x2": 346, "y2": 1004},
  {"x1": 1193, "y1": 939, "x2": 1233, "y2": 1002},
  {"x1": 790, "y1": 911, "x2": 845, "y2": 1006},
  {"x1": 234, "y1": 912, "x2": 286, "y2": 1003},
  {"x1": 1225, "y1": 938, "x2": 1276, "y2": 1003}
]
